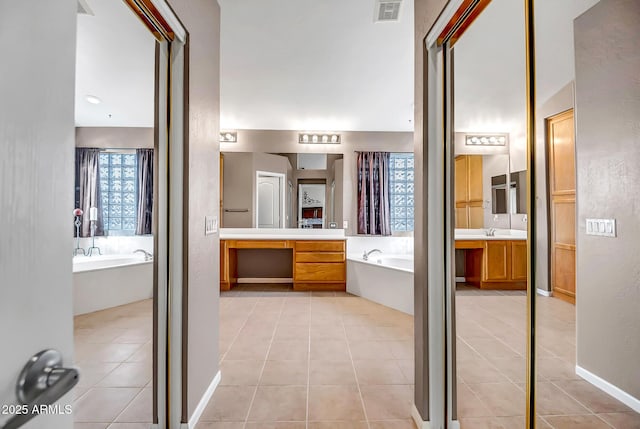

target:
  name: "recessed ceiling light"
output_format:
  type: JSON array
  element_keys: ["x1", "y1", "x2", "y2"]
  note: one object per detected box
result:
[{"x1": 85, "y1": 95, "x2": 101, "y2": 104}]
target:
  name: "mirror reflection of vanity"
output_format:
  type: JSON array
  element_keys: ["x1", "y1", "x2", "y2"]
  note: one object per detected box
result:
[{"x1": 220, "y1": 151, "x2": 344, "y2": 229}]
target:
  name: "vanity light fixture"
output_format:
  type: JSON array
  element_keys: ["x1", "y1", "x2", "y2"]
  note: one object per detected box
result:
[
  {"x1": 219, "y1": 131, "x2": 237, "y2": 143},
  {"x1": 465, "y1": 134, "x2": 508, "y2": 146},
  {"x1": 298, "y1": 133, "x2": 341, "y2": 144}
]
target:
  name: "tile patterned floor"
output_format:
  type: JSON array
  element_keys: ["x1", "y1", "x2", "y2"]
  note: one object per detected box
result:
[
  {"x1": 71, "y1": 286, "x2": 639, "y2": 429},
  {"x1": 73, "y1": 299, "x2": 153, "y2": 429}
]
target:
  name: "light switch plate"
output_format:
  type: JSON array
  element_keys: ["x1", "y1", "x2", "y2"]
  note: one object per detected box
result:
[
  {"x1": 343, "y1": 220, "x2": 348, "y2": 229},
  {"x1": 586, "y1": 218, "x2": 616, "y2": 237},
  {"x1": 205, "y1": 215, "x2": 218, "y2": 235}
]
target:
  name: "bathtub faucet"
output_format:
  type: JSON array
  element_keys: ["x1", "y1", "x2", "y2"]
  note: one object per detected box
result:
[
  {"x1": 363, "y1": 249, "x2": 382, "y2": 261},
  {"x1": 134, "y1": 249, "x2": 153, "y2": 261}
]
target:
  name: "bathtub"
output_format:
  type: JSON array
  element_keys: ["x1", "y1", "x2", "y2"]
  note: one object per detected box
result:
[
  {"x1": 73, "y1": 254, "x2": 153, "y2": 315},
  {"x1": 347, "y1": 254, "x2": 414, "y2": 315}
]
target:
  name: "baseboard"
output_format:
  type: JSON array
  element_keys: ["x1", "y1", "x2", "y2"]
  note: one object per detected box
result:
[
  {"x1": 411, "y1": 404, "x2": 432, "y2": 429},
  {"x1": 455, "y1": 276, "x2": 465, "y2": 283},
  {"x1": 576, "y1": 365, "x2": 640, "y2": 413},
  {"x1": 182, "y1": 370, "x2": 221, "y2": 429},
  {"x1": 449, "y1": 421, "x2": 461, "y2": 429},
  {"x1": 536, "y1": 288, "x2": 553, "y2": 297},
  {"x1": 236, "y1": 277, "x2": 293, "y2": 284}
]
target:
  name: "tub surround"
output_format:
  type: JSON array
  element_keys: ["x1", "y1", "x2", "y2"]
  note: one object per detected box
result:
[
  {"x1": 73, "y1": 254, "x2": 153, "y2": 315},
  {"x1": 220, "y1": 228, "x2": 347, "y2": 291}
]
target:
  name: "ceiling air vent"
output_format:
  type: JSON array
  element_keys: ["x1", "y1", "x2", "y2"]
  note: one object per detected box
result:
[
  {"x1": 374, "y1": 0, "x2": 402, "y2": 22},
  {"x1": 77, "y1": 0, "x2": 94, "y2": 16}
]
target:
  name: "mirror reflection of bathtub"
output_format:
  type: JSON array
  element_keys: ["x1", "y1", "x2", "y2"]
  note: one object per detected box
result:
[{"x1": 73, "y1": 253, "x2": 153, "y2": 315}]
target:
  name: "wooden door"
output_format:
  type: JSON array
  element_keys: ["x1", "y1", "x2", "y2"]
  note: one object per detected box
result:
[{"x1": 548, "y1": 109, "x2": 576, "y2": 303}]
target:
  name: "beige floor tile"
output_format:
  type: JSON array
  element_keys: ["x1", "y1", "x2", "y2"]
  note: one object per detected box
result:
[
  {"x1": 456, "y1": 383, "x2": 494, "y2": 418},
  {"x1": 554, "y1": 380, "x2": 635, "y2": 413},
  {"x1": 97, "y1": 363, "x2": 151, "y2": 388},
  {"x1": 260, "y1": 360, "x2": 308, "y2": 385},
  {"x1": 369, "y1": 420, "x2": 416, "y2": 429},
  {"x1": 598, "y1": 412, "x2": 640, "y2": 429},
  {"x1": 310, "y1": 339, "x2": 351, "y2": 361},
  {"x1": 219, "y1": 360, "x2": 263, "y2": 386},
  {"x1": 247, "y1": 385, "x2": 307, "y2": 422},
  {"x1": 125, "y1": 342, "x2": 152, "y2": 364},
  {"x1": 274, "y1": 324, "x2": 310, "y2": 340},
  {"x1": 200, "y1": 385, "x2": 256, "y2": 421},
  {"x1": 245, "y1": 423, "x2": 306, "y2": 429},
  {"x1": 459, "y1": 416, "x2": 525, "y2": 429},
  {"x1": 74, "y1": 362, "x2": 120, "y2": 388},
  {"x1": 464, "y1": 338, "x2": 521, "y2": 359},
  {"x1": 308, "y1": 422, "x2": 368, "y2": 429},
  {"x1": 75, "y1": 343, "x2": 144, "y2": 363},
  {"x1": 536, "y1": 382, "x2": 591, "y2": 416},
  {"x1": 195, "y1": 423, "x2": 244, "y2": 429},
  {"x1": 224, "y1": 337, "x2": 271, "y2": 361},
  {"x1": 467, "y1": 382, "x2": 525, "y2": 417},
  {"x1": 458, "y1": 358, "x2": 510, "y2": 384},
  {"x1": 309, "y1": 360, "x2": 357, "y2": 385},
  {"x1": 353, "y1": 360, "x2": 408, "y2": 385},
  {"x1": 268, "y1": 340, "x2": 309, "y2": 361},
  {"x1": 113, "y1": 388, "x2": 152, "y2": 423},
  {"x1": 543, "y1": 415, "x2": 612, "y2": 429},
  {"x1": 537, "y1": 357, "x2": 580, "y2": 381},
  {"x1": 308, "y1": 385, "x2": 366, "y2": 421},
  {"x1": 73, "y1": 387, "x2": 141, "y2": 422},
  {"x1": 310, "y1": 324, "x2": 346, "y2": 340},
  {"x1": 349, "y1": 340, "x2": 396, "y2": 360},
  {"x1": 107, "y1": 424, "x2": 153, "y2": 429},
  {"x1": 360, "y1": 385, "x2": 413, "y2": 420}
]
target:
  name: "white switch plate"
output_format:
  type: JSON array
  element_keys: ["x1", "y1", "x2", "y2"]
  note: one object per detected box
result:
[
  {"x1": 586, "y1": 218, "x2": 616, "y2": 237},
  {"x1": 343, "y1": 220, "x2": 348, "y2": 229},
  {"x1": 205, "y1": 215, "x2": 218, "y2": 235}
]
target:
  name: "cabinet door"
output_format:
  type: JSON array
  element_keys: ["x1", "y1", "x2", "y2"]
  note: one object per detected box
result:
[
  {"x1": 455, "y1": 204, "x2": 469, "y2": 228},
  {"x1": 467, "y1": 155, "x2": 483, "y2": 201},
  {"x1": 510, "y1": 240, "x2": 528, "y2": 281},
  {"x1": 484, "y1": 240, "x2": 510, "y2": 281},
  {"x1": 455, "y1": 156, "x2": 468, "y2": 203},
  {"x1": 468, "y1": 201, "x2": 484, "y2": 229},
  {"x1": 220, "y1": 240, "x2": 228, "y2": 283}
]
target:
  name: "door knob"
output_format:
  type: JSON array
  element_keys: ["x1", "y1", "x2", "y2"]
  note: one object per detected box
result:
[{"x1": 2, "y1": 349, "x2": 79, "y2": 429}]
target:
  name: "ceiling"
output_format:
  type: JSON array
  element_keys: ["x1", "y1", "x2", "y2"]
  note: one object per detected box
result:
[
  {"x1": 74, "y1": 0, "x2": 598, "y2": 133},
  {"x1": 75, "y1": 0, "x2": 155, "y2": 127}
]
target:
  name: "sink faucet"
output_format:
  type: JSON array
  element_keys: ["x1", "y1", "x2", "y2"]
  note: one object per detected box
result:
[
  {"x1": 134, "y1": 249, "x2": 153, "y2": 261},
  {"x1": 485, "y1": 228, "x2": 496, "y2": 237},
  {"x1": 363, "y1": 249, "x2": 382, "y2": 261}
]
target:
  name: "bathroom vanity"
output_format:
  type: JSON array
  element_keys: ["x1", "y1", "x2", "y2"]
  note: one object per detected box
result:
[
  {"x1": 455, "y1": 229, "x2": 527, "y2": 290},
  {"x1": 220, "y1": 228, "x2": 346, "y2": 291}
]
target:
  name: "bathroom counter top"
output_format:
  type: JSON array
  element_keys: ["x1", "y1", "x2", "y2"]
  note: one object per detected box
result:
[
  {"x1": 220, "y1": 228, "x2": 346, "y2": 241},
  {"x1": 455, "y1": 229, "x2": 527, "y2": 241}
]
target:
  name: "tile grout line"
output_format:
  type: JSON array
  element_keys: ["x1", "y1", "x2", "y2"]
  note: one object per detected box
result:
[
  {"x1": 219, "y1": 298, "x2": 259, "y2": 363},
  {"x1": 341, "y1": 306, "x2": 372, "y2": 429},
  {"x1": 241, "y1": 296, "x2": 286, "y2": 429},
  {"x1": 306, "y1": 294, "x2": 312, "y2": 429},
  {"x1": 548, "y1": 379, "x2": 618, "y2": 429}
]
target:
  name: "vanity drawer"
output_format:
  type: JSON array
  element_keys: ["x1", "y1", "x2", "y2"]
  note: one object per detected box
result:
[
  {"x1": 295, "y1": 252, "x2": 345, "y2": 263},
  {"x1": 295, "y1": 263, "x2": 345, "y2": 281},
  {"x1": 295, "y1": 240, "x2": 345, "y2": 253}
]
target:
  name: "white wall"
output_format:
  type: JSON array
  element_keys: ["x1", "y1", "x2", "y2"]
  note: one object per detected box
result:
[{"x1": 0, "y1": 1, "x2": 77, "y2": 428}]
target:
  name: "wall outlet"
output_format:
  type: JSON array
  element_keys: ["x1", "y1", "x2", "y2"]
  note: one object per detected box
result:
[
  {"x1": 586, "y1": 218, "x2": 616, "y2": 237},
  {"x1": 205, "y1": 215, "x2": 218, "y2": 235},
  {"x1": 343, "y1": 220, "x2": 348, "y2": 229}
]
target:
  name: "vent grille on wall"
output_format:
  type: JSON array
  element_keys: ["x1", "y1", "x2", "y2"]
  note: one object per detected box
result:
[
  {"x1": 375, "y1": 0, "x2": 402, "y2": 22},
  {"x1": 77, "y1": 0, "x2": 94, "y2": 15}
]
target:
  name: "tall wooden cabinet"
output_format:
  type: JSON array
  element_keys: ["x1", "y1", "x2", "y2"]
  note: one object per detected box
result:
[{"x1": 455, "y1": 155, "x2": 484, "y2": 228}]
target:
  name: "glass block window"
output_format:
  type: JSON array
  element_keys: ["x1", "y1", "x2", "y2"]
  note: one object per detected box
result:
[
  {"x1": 99, "y1": 153, "x2": 138, "y2": 235},
  {"x1": 389, "y1": 153, "x2": 414, "y2": 232}
]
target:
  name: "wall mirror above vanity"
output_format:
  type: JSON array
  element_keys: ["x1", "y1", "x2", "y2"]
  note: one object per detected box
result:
[
  {"x1": 221, "y1": 151, "x2": 344, "y2": 229},
  {"x1": 454, "y1": 132, "x2": 526, "y2": 230}
]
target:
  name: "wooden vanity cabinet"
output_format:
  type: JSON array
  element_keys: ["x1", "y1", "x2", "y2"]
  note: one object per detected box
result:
[
  {"x1": 294, "y1": 240, "x2": 346, "y2": 291},
  {"x1": 219, "y1": 239, "x2": 346, "y2": 291},
  {"x1": 455, "y1": 155, "x2": 484, "y2": 228},
  {"x1": 482, "y1": 240, "x2": 527, "y2": 288}
]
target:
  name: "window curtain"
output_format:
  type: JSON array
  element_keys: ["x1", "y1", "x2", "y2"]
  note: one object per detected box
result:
[
  {"x1": 75, "y1": 148, "x2": 104, "y2": 237},
  {"x1": 136, "y1": 149, "x2": 154, "y2": 235},
  {"x1": 357, "y1": 151, "x2": 392, "y2": 235}
]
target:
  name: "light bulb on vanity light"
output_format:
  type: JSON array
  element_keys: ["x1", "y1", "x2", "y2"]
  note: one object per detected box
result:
[{"x1": 312, "y1": 135, "x2": 318, "y2": 143}]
